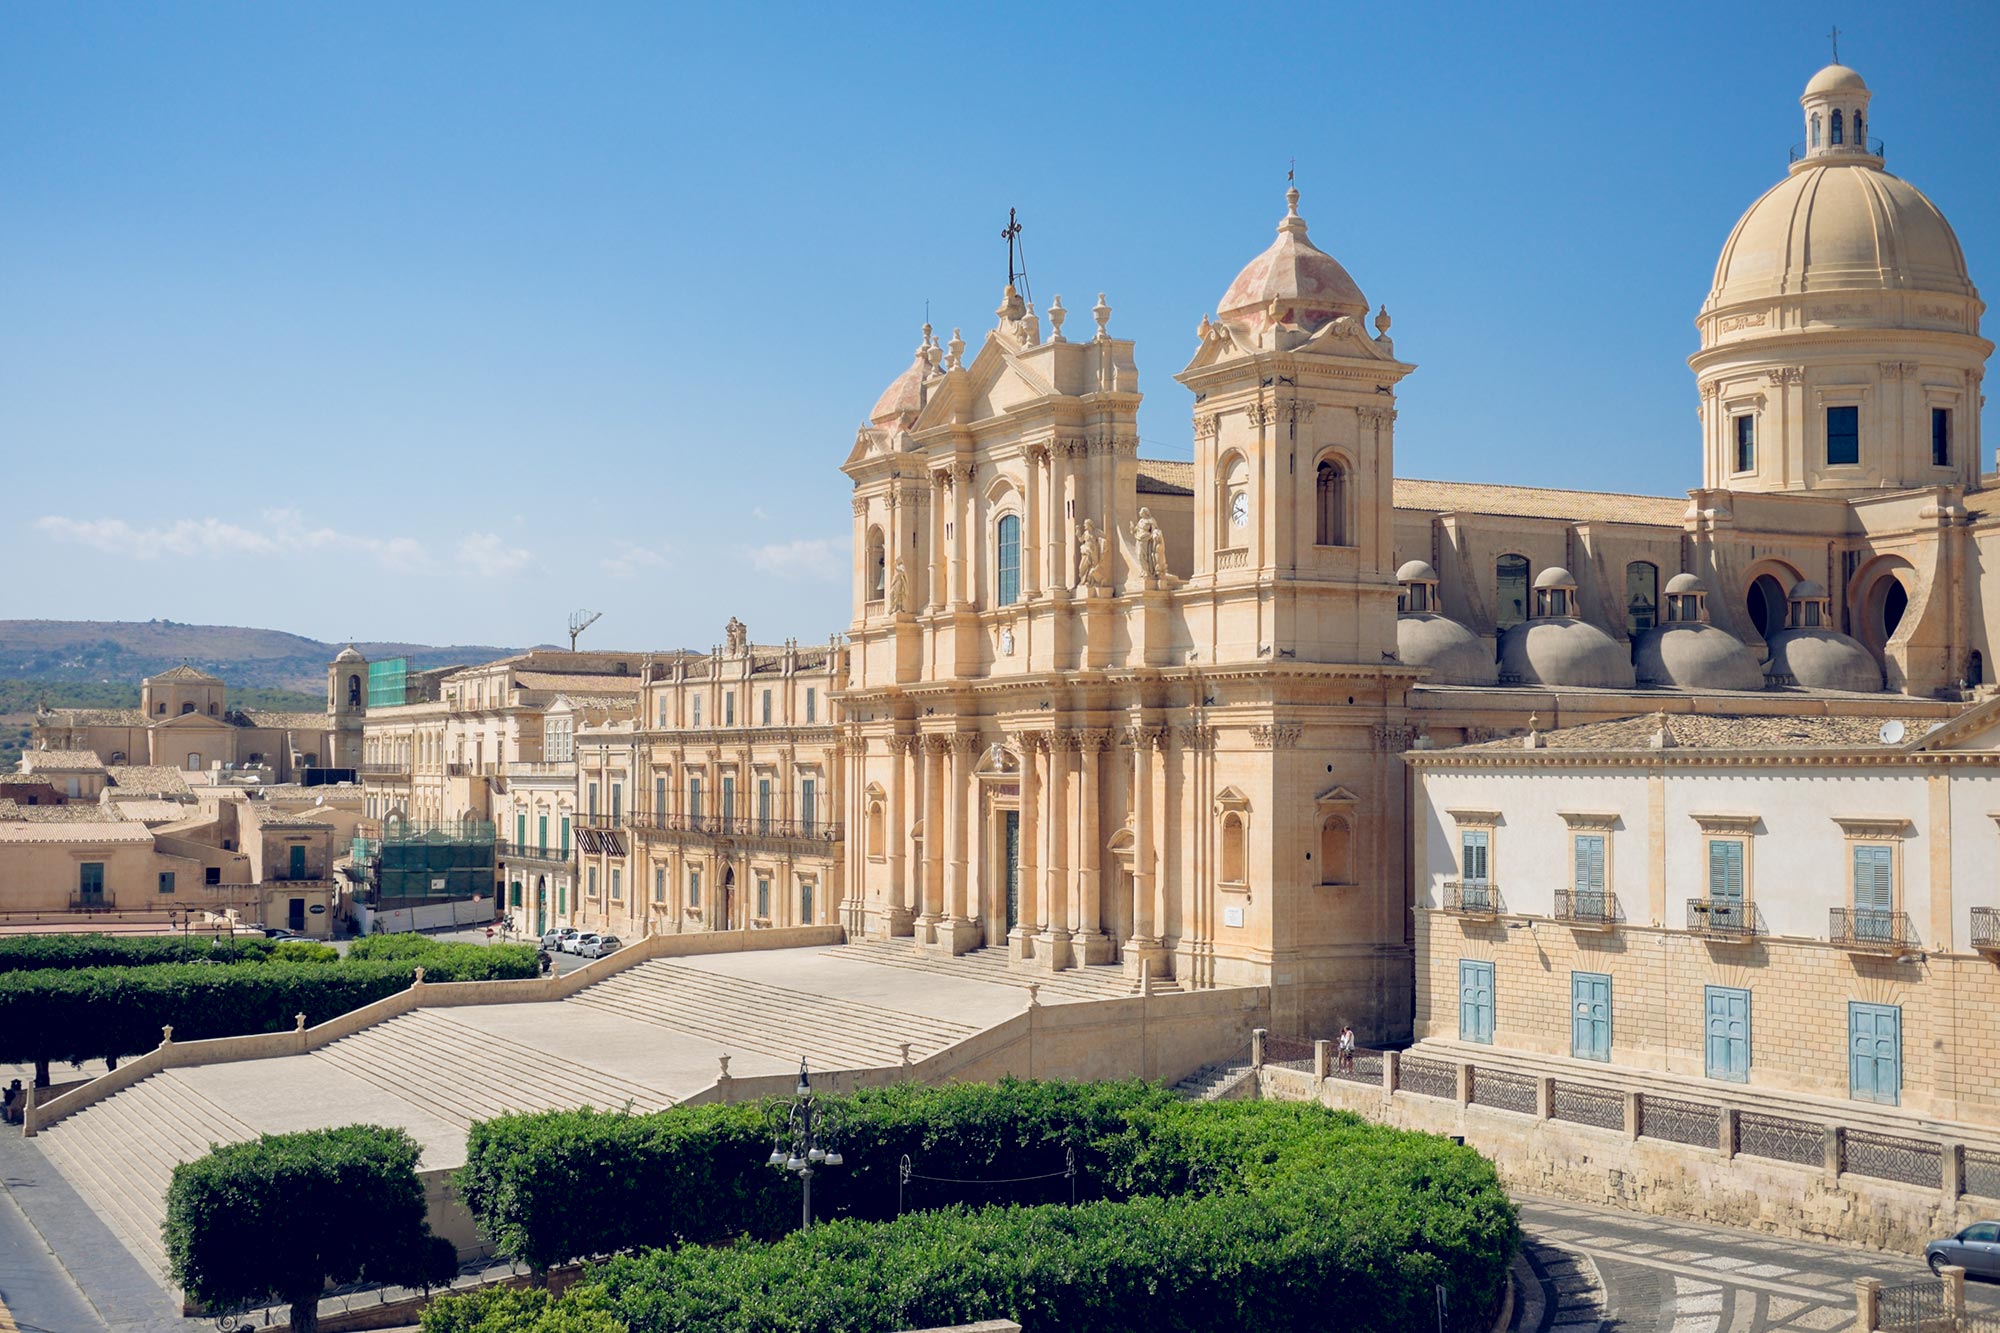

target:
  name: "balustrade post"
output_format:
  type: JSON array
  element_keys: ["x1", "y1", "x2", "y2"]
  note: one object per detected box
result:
[
  {"x1": 1313, "y1": 1040, "x2": 1331, "y2": 1081},
  {"x1": 1456, "y1": 1062, "x2": 1474, "y2": 1106},
  {"x1": 1853, "y1": 1276, "x2": 1881, "y2": 1332},
  {"x1": 1623, "y1": 1091, "x2": 1641, "y2": 1141},
  {"x1": 21, "y1": 1082, "x2": 37, "y2": 1137},
  {"x1": 1718, "y1": 1106, "x2": 1738, "y2": 1159},
  {"x1": 1824, "y1": 1126, "x2": 1843, "y2": 1184},
  {"x1": 1250, "y1": 1027, "x2": 1267, "y2": 1071},
  {"x1": 1536, "y1": 1076, "x2": 1554, "y2": 1120},
  {"x1": 1942, "y1": 1265, "x2": 1967, "y2": 1321},
  {"x1": 1381, "y1": 1049, "x2": 1399, "y2": 1094},
  {"x1": 1942, "y1": 1140, "x2": 1964, "y2": 1200}
]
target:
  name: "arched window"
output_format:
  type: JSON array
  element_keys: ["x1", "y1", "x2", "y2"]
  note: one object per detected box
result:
[
  {"x1": 186, "y1": 752, "x2": 203, "y2": 771},
  {"x1": 1831, "y1": 109, "x2": 1844, "y2": 145},
  {"x1": 1315, "y1": 459, "x2": 1348, "y2": 546},
  {"x1": 1221, "y1": 813, "x2": 1246, "y2": 885},
  {"x1": 209, "y1": 703, "x2": 218, "y2": 715},
  {"x1": 1969, "y1": 651, "x2": 1985, "y2": 687},
  {"x1": 1217, "y1": 452, "x2": 1250, "y2": 548},
  {"x1": 156, "y1": 703, "x2": 167, "y2": 716},
  {"x1": 1319, "y1": 817, "x2": 1351, "y2": 886},
  {"x1": 995, "y1": 513, "x2": 1021, "y2": 606},
  {"x1": 1811, "y1": 114, "x2": 1821, "y2": 148},
  {"x1": 348, "y1": 674, "x2": 362, "y2": 706},
  {"x1": 1624, "y1": 562, "x2": 1659, "y2": 637},
  {"x1": 1854, "y1": 112, "x2": 1864, "y2": 144},
  {"x1": 1495, "y1": 554, "x2": 1531, "y2": 630},
  {"x1": 866, "y1": 528, "x2": 886, "y2": 602},
  {"x1": 181, "y1": 702, "x2": 195, "y2": 715}
]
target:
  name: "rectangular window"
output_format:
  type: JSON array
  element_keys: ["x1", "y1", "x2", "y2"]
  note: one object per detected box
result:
[
  {"x1": 588, "y1": 867, "x2": 598, "y2": 898},
  {"x1": 1704, "y1": 985, "x2": 1751, "y2": 1082},
  {"x1": 726, "y1": 695, "x2": 736, "y2": 727},
  {"x1": 158, "y1": 872, "x2": 176, "y2": 895},
  {"x1": 206, "y1": 866, "x2": 221, "y2": 886},
  {"x1": 1933, "y1": 407, "x2": 1952, "y2": 468},
  {"x1": 762, "y1": 690, "x2": 772, "y2": 726},
  {"x1": 1571, "y1": 972, "x2": 1612, "y2": 1062},
  {"x1": 517, "y1": 813, "x2": 526, "y2": 850},
  {"x1": 79, "y1": 862, "x2": 104, "y2": 899},
  {"x1": 800, "y1": 880, "x2": 815, "y2": 923},
  {"x1": 722, "y1": 776, "x2": 736, "y2": 825},
  {"x1": 1734, "y1": 414, "x2": 1755, "y2": 473},
  {"x1": 758, "y1": 778, "x2": 773, "y2": 833},
  {"x1": 688, "y1": 867, "x2": 702, "y2": 908},
  {"x1": 655, "y1": 777, "x2": 666, "y2": 818},
  {"x1": 610, "y1": 868, "x2": 622, "y2": 901},
  {"x1": 1572, "y1": 835, "x2": 1606, "y2": 896},
  {"x1": 806, "y1": 688, "x2": 816, "y2": 723},
  {"x1": 1460, "y1": 829, "x2": 1489, "y2": 883},
  {"x1": 1707, "y1": 838, "x2": 1747, "y2": 934},
  {"x1": 560, "y1": 817, "x2": 571, "y2": 858},
  {"x1": 1849, "y1": 1001, "x2": 1902, "y2": 1105},
  {"x1": 692, "y1": 696, "x2": 702, "y2": 727},
  {"x1": 538, "y1": 814, "x2": 548, "y2": 854},
  {"x1": 654, "y1": 867, "x2": 665, "y2": 902},
  {"x1": 658, "y1": 696, "x2": 668, "y2": 727},
  {"x1": 558, "y1": 883, "x2": 567, "y2": 913},
  {"x1": 801, "y1": 778, "x2": 817, "y2": 831},
  {"x1": 689, "y1": 778, "x2": 703, "y2": 822},
  {"x1": 1851, "y1": 844, "x2": 1894, "y2": 942},
  {"x1": 1826, "y1": 404, "x2": 1860, "y2": 466},
  {"x1": 587, "y1": 782, "x2": 599, "y2": 818},
  {"x1": 757, "y1": 874, "x2": 771, "y2": 919},
  {"x1": 1458, "y1": 960, "x2": 1494, "y2": 1044},
  {"x1": 996, "y1": 514, "x2": 1022, "y2": 606},
  {"x1": 611, "y1": 782, "x2": 623, "y2": 821}
]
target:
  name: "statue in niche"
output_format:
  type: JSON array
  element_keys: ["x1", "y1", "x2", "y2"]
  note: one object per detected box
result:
[
  {"x1": 724, "y1": 617, "x2": 748, "y2": 656},
  {"x1": 1133, "y1": 507, "x2": 1167, "y2": 580},
  {"x1": 887, "y1": 558, "x2": 909, "y2": 614},
  {"x1": 1076, "y1": 519, "x2": 1108, "y2": 593}
]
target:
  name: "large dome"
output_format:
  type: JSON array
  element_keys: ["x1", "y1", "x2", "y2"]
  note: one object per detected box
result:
[
  {"x1": 1634, "y1": 624, "x2": 1766, "y2": 692},
  {"x1": 1497, "y1": 620, "x2": 1636, "y2": 689},
  {"x1": 1216, "y1": 187, "x2": 1368, "y2": 341},
  {"x1": 1398, "y1": 615, "x2": 1498, "y2": 687},
  {"x1": 1764, "y1": 628, "x2": 1883, "y2": 693}
]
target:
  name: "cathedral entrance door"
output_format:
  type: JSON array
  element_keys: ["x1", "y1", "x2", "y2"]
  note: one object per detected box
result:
[{"x1": 1002, "y1": 810, "x2": 1020, "y2": 932}]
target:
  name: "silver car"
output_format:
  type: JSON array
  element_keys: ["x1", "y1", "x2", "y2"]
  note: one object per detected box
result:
[
  {"x1": 580, "y1": 935, "x2": 621, "y2": 959},
  {"x1": 1927, "y1": 1220, "x2": 2000, "y2": 1277}
]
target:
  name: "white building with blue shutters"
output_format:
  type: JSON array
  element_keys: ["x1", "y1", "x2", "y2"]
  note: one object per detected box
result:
[{"x1": 1406, "y1": 701, "x2": 2000, "y2": 1123}]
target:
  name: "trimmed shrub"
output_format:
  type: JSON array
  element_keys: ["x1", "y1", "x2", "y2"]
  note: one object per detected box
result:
[
  {"x1": 0, "y1": 934, "x2": 278, "y2": 972},
  {"x1": 438, "y1": 1081, "x2": 1516, "y2": 1333},
  {"x1": 272, "y1": 940, "x2": 340, "y2": 965},
  {"x1": 167, "y1": 1124, "x2": 456, "y2": 1333}
]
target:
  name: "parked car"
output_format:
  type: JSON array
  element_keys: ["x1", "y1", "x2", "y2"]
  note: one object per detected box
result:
[
  {"x1": 539, "y1": 929, "x2": 569, "y2": 950},
  {"x1": 565, "y1": 932, "x2": 601, "y2": 956},
  {"x1": 579, "y1": 935, "x2": 621, "y2": 959},
  {"x1": 261, "y1": 927, "x2": 301, "y2": 941},
  {"x1": 1928, "y1": 1220, "x2": 2000, "y2": 1277}
]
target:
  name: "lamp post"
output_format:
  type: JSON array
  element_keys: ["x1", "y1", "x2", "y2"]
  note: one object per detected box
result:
[{"x1": 765, "y1": 1057, "x2": 843, "y2": 1228}]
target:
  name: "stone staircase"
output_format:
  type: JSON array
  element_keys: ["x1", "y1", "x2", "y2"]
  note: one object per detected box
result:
[
  {"x1": 32, "y1": 1069, "x2": 261, "y2": 1278},
  {"x1": 569, "y1": 959, "x2": 983, "y2": 1065},
  {"x1": 828, "y1": 938, "x2": 1181, "y2": 999},
  {"x1": 311, "y1": 1008, "x2": 678, "y2": 1127},
  {"x1": 1172, "y1": 1061, "x2": 1257, "y2": 1102}
]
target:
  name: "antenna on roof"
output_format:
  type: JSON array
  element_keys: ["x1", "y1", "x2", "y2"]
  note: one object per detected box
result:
[{"x1": 567, "y1": 609, "x2": 602, "y2": 652}]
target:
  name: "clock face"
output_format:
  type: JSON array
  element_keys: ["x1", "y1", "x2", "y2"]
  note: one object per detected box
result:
[{"x1": 1230, "y1": 491, "x2": 1249, "y2": 528}]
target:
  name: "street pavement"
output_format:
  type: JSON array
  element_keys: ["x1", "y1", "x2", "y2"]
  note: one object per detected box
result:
[{"x1": 1510, "y1": 1196, "x2": 2000, "y2": 1331}]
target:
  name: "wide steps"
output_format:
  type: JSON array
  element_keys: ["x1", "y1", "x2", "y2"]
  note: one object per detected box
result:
[
  {"x1": 571, "y1": 961, "x2": 978, "y2": 1068},
  {"x1": 311, "y1": 1008, "x2": 676, "y2": 1127},
  {"x1": 829, "y1": 939, "x2": 1180, "y2": 999},
  {"x1": 32, "y1": 1069, "x2": 260, "y2": 1277}
]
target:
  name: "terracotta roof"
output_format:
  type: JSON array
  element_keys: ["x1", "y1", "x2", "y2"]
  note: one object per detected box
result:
[
  {"x1": 39, "y1": 707, "x2": 146, "y2": 726},
  {"x1": 513, "y1": 672, "x2": 644, "y2": 695},
  {"x1": 1444, "y1": 712, "x2": 1937, "y2": 755},
  {"x1": 19, "y1": 750, "x2": 107, "y2": 773},
  {"x1": 259, "y1": 811, "x2": 332, "y2": 827},
  {"x1": 241, "y1": 710, "x2": 331, "y2": 731},
  {"x1": 0, "y1": 814, "x2": 151, "y2": 843},
  {"x1": 148, "y1": 664, "x2": 224, "y2": 684},
  {"x1": 1394, "y1": 478, "x2": 1688, "y2": 526},
  {"x1": 1137, "y1": 459, "x2": 1196, "y2": 497},
  {"x1": 107, "y1": 766, "x2": 193, "y2": 796},
  {"x1": 114, "y1": 799, "x2": 201, "y2": 825}
]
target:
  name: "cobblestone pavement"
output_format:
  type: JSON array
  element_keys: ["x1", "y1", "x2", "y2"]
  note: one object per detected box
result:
[{"x1": 1511, "y1": 1196, "x2": 2000, "y2": 1331}]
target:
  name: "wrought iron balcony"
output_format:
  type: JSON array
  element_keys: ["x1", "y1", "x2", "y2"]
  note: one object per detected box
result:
[
  {"x1": 626, "y1": 811, "x2": 843, "y2": 846},
  {"x1": 1829, "y1": 907, "x2": 1915, "y2": 953},
  {"x1": 1789, "y1": 136, "x2": 1885, "y2": 163},
  {"x1": 497, "y1": 840, "x2": 573, "y2": 869},
  {"x1": 1553, "y1": 888, "x2": 1617, "y2": 929},
  {"x1": 1970, "y1": 906, "x2": 1998, "y2": 956},
  {"x1": 359, "y1": 763, "x2": 409, "y2": 777},
  {"x1": 68, "y1": 894, "x2": 115, "y2": 914},
  {"x1": 1687, "y1": 898, "x2": 1759, "y2": 941},
  {"x1": 1442, "y1": 880, "x2": 1499, "y2": 919}
]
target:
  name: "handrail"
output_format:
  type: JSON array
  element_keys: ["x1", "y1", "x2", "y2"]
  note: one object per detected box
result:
[{"x1": 1829, "y1": 907, "x2": 1914, "y2": 953}]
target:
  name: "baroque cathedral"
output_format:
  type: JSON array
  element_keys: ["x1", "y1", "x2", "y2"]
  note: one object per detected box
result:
[{"x1": 836, "y1": 61, "x2": 1990, "y2": 1039}]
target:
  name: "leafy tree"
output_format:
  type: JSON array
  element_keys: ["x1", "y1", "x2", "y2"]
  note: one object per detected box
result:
[{"x1": 165, "y1": 1125, "x2": 456, "y2": 1333}]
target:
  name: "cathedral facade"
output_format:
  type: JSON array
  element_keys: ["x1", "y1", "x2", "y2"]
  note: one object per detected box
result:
[{"x1": 836, "y1": 60, "x2": 1992, "y2": 1041}]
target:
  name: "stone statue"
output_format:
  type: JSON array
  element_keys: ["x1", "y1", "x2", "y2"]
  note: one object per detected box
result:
[
  {"x1": 1077, "y1": 519, "x2": 1108, "y2": 592},
  {"x1": 887, "y1": 558, "x2": 909, "y2": 614},
  {"x1": 724, "y1": 616, "x2": 747, "y2": 656},
  {"x1": 1133, "y1": 507, "x2": 1167, "y2": 580}
]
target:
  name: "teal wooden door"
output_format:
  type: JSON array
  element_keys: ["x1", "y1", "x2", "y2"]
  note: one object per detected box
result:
[
  {"x1": 1849, "y1": 1002, "x2": 1901, "y2": 1105},
  {"x1": 1571, "y1": 972, "x2": 1611, "y2": 1061},
  {"x1": 1704, "y1": 986, "x2": 1750, "y2": 1082},
  {"x1": 1458, "y1": 961, "x2": 1494, "y2": 1044},
  {"x1": 290, "y1": 845, "x2": 307, "y2": 880}
]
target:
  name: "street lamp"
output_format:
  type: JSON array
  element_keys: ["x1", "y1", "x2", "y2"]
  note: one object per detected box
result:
[{"x1": 765, "y1": 1057, "x2": 843, "y2": 1228}]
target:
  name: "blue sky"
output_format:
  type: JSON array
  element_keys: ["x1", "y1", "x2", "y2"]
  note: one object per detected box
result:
[{"x1": 4, "y1": 3, "x2": 1996, "y2": 649}]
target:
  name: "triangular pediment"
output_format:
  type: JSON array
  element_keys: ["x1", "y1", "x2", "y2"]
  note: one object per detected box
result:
[
  {"x1": 1315, "y1": 784, "x2": 1362, "y2": 808},
  {"x1": 911, "y1": 335, "x2": 1058, "y2": 432},
  {"x1": 152, "y1": 711, "x2": 233, "y2": 732},
  {"x1": 1904, "y1": 697, "x2": 2000, "y2": 753}
]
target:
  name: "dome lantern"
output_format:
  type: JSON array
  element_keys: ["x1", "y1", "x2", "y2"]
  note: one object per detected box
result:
[
  {"x1": 1396, "y1": 560, "x2": 1440, "y2": 615},
  {"x1": 1796, "y1": 64, "x2": 1876, "y2": 168}
]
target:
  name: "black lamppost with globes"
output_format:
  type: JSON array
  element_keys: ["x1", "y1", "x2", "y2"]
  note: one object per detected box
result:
[{"x1": 766, "y1": 1057, "x2": 843, "y2": 1228}]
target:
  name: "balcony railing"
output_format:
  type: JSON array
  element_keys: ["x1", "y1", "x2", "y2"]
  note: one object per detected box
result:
[
  {"x1": 1441, "y1": 880, "x2": 1499, "y2": 919},
  {"x1": 1789, "y1": 136, "x2": 1885, "y2": 164},
  {"x1": 1687, "y1": 897, "x2": 1759, "y2": 941},
  {"x1": 1974, "y1": 906, "x2": 2000, "y2": 956},
  {"x1": 1829, "y1": 907, "x2": 1914, "y2": 953},
  {"x1": 359, "y1": 763, "x2": 409, "y2": 777},
  {"x1": 1553, "y1": 888, "x2": 1617, "y2": 929},
  {"x1": 497, "y1": 840, "x2": 573, "y2": 867},
  {"x1": 625, "y1": 811, "x2": 843, "y2": 844},
  {"x1": 68, "y1": 894, "x2": 115, "y2": 914}
]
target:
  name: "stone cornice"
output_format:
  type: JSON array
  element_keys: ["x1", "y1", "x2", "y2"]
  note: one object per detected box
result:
[
  {"x1": 1407, "y1": 749, "x2": 2000, "y2": 771},
  {"x1": 1831, "y1": 815, "x2": 1913, "y2": 839}
]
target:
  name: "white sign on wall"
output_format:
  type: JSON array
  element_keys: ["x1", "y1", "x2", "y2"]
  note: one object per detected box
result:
[{"x1": 1223, "y1": 905, "x2": 1245, "y2": 928}]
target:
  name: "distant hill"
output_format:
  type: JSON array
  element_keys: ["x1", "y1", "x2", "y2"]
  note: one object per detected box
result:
[{"x1": 0, "y1": 620, "x2": 528, "y2": 693}]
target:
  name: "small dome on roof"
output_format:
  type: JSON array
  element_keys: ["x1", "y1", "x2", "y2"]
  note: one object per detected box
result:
[
  {"x1": 1498, "y1": 619, "x2": 1636, "y2": 689},
  {"x1": 1398, "y1": 615, "x2": 1498, "y2": 687},
  {"x1": 1533, "y1": 566, "x2": 1578, "y2": 590},
  {"x1": 1765, "y1": 628, "x2": 1883, "y2": 692},
  {"x1": 1635, "y1": 623, "x2": 1765, "y2": 691},
  {"x1": 1397, "y1": 560, "x2": 1439, "y2": 583},
  {"x1": 1664, "y1": 572, "x2": 1705, "y2": 595},
  {"x1": 334, "y1": 644, "x2": 366, "y2": 664},
  {"x1": 1805, "y1": 63, "x2": 1867, "y2": 96},
  {"x1": 1215, "y1": 186, "x2": 1369, "y2": 342},
  {"x1": 868, "y1": 325, "x2": 940, "y2": 429},
  {"x1": 1789, "y1": 579, "x2": 1828, "y2": 600}
]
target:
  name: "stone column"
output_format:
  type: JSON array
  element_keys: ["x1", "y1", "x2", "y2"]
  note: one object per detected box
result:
[
  {"x1": 936, "y1": 733, "x2": 979, "y2": 955},
  {"x1": 928, "y1": 470, "x2": 949, "y2": 613},
  {"x1": 1039, "y1": 732, "x2": 1075, "y2": 970},
  {"x1": 1074, "y1": 729, "x2": 1112, "y2": 964},
  {"x1": 887, "y1": 735, "x2": 911, "y2": 933},
  {"x1": 919, "y1": 735, "x2": 948, "y2": 938},
  {"x1": 955, "y1": 463, "x2": 975, "y2": 608},
  {"x1": 1024, "y1": 446, "x2": 1045, "y2": 599},
  {"x1": 1123, "y1": 725, "x2": 1166, "y2": 976},
  {"x1": 1011, "y1": 733, "x2": 1041, "y2": 964}
]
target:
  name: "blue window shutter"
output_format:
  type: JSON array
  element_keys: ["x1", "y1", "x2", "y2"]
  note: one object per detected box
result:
[
  {"x1": 1852, "y1": 846, "x2": 1892, "y2": 913},
  {"x1": 1573, "y1": 836, "x2": 1604, "y2": 893},
  {"x1": 1462, "y1": 830, "x2": 1488, "y2": 883}
]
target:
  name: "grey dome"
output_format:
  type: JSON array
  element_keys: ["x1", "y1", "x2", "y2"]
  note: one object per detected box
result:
[
  {"x1": 1398, "y1": 614, "x2": 1498, "y2": 686},
  {"x1": 1397, "y1": 559, "x2": 1439, "y2": 583},
  {"x1": 1789, "y1": 579, "x2": 1828, "y2": 601},
  {"x1": 334, "y1": 644, "x2": 366, "y2": 663},
  {"x1": 1498, "y1": 619, "x2": 1636, "y2": 688},
  {"x1": 1664, "y1": 572, "x2": 1704, "y2": 595},
  {"x1": 1764, "y1": 629, "x2": 1883, "y2": 692},
  {"x1": 1534, "y1": 566, "x2": 1578, "y2": 590},
  {"x1": 1634, "y1": 624, "x2": 1765, "y2": 691}
]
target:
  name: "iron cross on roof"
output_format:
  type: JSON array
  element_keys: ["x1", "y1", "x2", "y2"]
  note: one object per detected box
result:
[{"x1": 1002, "y1": 208, "x2": 1023, "y2": 288}]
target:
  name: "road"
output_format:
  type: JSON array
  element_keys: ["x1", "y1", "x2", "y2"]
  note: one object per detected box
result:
[{"x1": 1510, "y1": 1196, "x2": 2000, "y2": 1331}]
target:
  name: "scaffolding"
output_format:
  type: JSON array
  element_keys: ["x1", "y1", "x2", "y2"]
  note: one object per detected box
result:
[{"x1": 351, "y1": 817, "x2": 496, "y2": 906}]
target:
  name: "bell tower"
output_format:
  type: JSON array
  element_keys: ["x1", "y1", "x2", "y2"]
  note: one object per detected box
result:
[{"x1": 1176, "y1": 186, "x2": 1416, "y2": 666}]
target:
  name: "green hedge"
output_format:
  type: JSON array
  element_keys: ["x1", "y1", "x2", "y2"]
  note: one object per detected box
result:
[
  {"x1": 0, "y1": 935, "x2": 280, "y2": 972},
  {"x1": 0, "y1": 943, "x2": 538, "y2": 1066},
  {"x1": 436, "y1": 1081, "x2": 1517, "y2": 1333}
]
